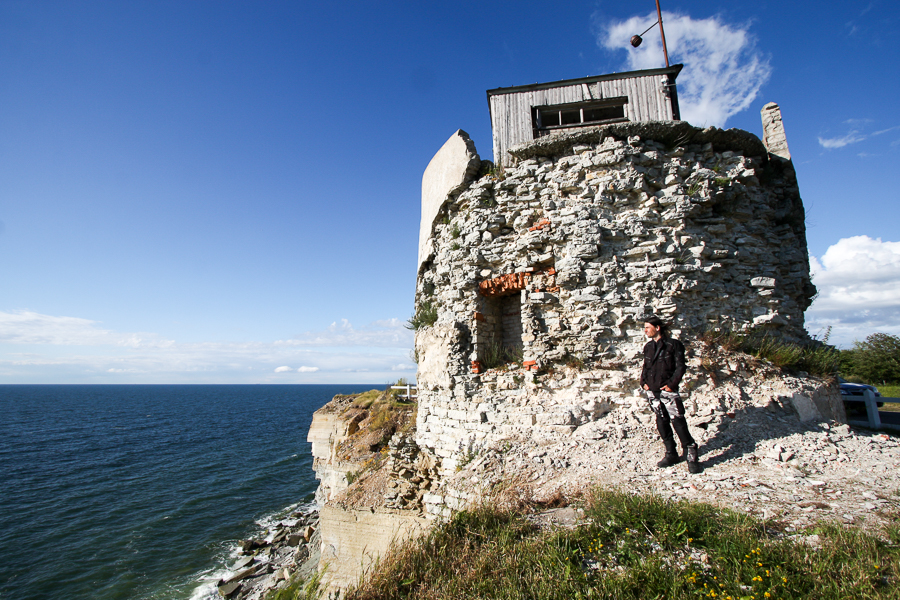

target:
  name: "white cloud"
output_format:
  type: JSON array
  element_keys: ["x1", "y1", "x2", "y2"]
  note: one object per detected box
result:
[
  {"x1": 0, "y1": 311, "x2": 414, "y2": 383},
  {"x1": 597, "y1": 12, "x2": 771, "y2": 127},
  {"x1": 391, "y1": 363, "x2": 416, "y2": 371},
  {"x1": 278, "y1": 318, "x2": 413, "y2": 349},
  {"x1": 0, "y1": 310, "x2": 174, "y2": 348},
  {"x1": 818, "y1": 132, "x2": 866, "y2": 149},
  {"x1": 806, "y1": 236, "x2": 900, "y2": 346},
  {"x1": 818, "y1": 123, "x2": 899, "y2": 150},
  {"x1": 873, "y1": 125, "x2": 900, "y2": 136}
]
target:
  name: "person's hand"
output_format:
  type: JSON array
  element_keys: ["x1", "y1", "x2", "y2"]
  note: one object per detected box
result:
[
  {"x1": 662, "y1": 385, "x2": 672, "y2": 392},
  {"x1": 643, "y1": 384, "x2": 649, "y2": 390}
]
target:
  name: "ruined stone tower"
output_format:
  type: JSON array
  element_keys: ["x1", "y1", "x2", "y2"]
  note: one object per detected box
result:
[{"x1": 410, "y1": 97, "x2": 837, "y2": 517}]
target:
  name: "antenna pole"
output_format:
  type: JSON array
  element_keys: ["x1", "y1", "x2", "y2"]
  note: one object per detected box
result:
[{"x1": 655, "y1": 0, "x2": 670, "y2": 67}]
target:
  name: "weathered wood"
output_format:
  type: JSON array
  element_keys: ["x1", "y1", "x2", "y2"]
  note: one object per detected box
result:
[{"x1": 487, "y1": 65, "x2": 683, "y2": 166}]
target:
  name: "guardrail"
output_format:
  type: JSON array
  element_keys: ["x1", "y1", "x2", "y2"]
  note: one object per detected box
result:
[
  {"x1": 846, "y1": 389, "x2": 900, "y2": 431},
  {"x1": 391, "y1": 383, "x2": 417, "y2": 402}
]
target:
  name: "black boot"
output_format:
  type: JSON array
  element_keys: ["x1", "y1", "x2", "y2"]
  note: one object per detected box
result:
[
  {"x1": 656, "y1": 414, "x2": 682, "y2": 468},
  {"x1": 657, "y1": 453, "x2": 684, "y2": 468},
  {"x1": 685, "y1": 444, "x2": 701, "y2": 473}
]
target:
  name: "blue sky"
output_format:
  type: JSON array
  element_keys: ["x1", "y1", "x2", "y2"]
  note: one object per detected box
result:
[{"x1": 1, "y1": 0, "x2": 898, "y2": 383}]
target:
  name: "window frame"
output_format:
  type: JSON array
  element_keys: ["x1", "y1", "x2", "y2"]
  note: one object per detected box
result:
[{"x1": 532, "y1": 97, "x2": 629, "y2": 132}]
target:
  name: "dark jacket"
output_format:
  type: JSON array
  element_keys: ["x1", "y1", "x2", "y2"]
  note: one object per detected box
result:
[{"x1": 640, "y1": 336, "x2": 686, "y2": 392}]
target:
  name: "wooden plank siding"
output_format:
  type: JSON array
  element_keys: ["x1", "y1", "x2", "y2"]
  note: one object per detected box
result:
[{"x1": 488, "y1": 65, "x2": 682, "y2": 166}]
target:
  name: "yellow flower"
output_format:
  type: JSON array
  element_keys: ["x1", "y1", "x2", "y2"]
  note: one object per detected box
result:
[{"x1": 764, "y1": 593, "x2": 771, "y2": 598}]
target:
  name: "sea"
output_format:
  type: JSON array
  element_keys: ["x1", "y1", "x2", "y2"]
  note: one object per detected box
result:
[{"x1": 0, "y1": 384, "x2": 380, "y2": 600}]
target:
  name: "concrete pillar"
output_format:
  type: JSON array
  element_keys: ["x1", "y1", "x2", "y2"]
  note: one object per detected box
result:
[{"x1": 419, "y1": 130, "x2": 481, "y2": 270}]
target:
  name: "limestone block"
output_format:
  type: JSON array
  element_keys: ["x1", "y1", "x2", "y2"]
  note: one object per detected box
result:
[
  {"x1": 790, "y1": 392, "x2": 821, "y2": 422},
  {"x1": 761, "y1": 103, "x2": 791, "y2": 161},
  {"x1": 415, "y1": 323, "x2": 464, "y2": 391},
  {"x1": 751, "y1": 277, "x2": 776, "y2": 288},
  {"x1": 318, "y1": 506, "x2": 429, "y2": 596},
  {"x1": 419, "y1": 130, "x2": 481, "y2": 269}
]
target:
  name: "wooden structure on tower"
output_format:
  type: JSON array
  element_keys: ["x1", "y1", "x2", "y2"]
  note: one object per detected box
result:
[{"x1": 487, "y1": 64, "x2": 683, "y2": 166}]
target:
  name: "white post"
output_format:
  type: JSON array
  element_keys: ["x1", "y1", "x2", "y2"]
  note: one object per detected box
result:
[{"x1": 864, "y1": 389, "x2": 882, "y2": 430}]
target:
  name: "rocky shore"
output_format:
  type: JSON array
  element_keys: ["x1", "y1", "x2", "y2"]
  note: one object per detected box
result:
[{"x1": 214, "y1": 508, "x2": 321, "y2": 600}]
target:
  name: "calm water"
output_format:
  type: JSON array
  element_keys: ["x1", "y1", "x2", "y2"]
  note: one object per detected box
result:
[{"x1": 0, "y1": 384, "x2": 378, "y2": 600}]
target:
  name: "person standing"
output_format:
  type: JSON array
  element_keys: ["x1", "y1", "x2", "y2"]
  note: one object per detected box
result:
[{"x1": 640, "y1": 316, "x2": 701, "y2": 473}]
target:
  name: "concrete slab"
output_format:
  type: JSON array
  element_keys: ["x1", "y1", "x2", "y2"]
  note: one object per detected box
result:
[{"x1": 419, "y1": 130, "x2": 480, "y2": 270}]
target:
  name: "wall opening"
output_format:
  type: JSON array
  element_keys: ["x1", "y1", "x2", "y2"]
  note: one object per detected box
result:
[
  {"x1": 533, "y1": 97, "x2": 628, "y2": 138},
  {"x1": 480, "y1": 292, "x2": 523, "y2": 369},
  {"x1": 475, "y1": 272, "x2": 530, "y2": 371}
]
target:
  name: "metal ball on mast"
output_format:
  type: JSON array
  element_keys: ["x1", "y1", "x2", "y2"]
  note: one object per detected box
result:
[{"x1": 629, "y1": 0, "x2": 670, "y2": 68}]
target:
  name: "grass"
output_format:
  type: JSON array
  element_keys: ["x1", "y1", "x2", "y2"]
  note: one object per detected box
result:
[
  {"x1": 263, "y1": 569, "x2": 323, "y2": 600},
  {"x1": 405, "y1": 300, "x2": 438, "y2": 331},
  {"x1": 480, "y1": 340, "x2": 524, "y2": 370},
  {"x1": 352, "y1": 389, "x2": 383, "y2": 409},
  {"x1": 346, "y1": 489, "x2": 900, "y2": 600},
  {"x1": 880, "y1": 386, "x2": 900, "y2": 412},
  {"x1": 699, "y1": 328, "x2": 839, "y2": 379},
  {"x1": 336, "y1": 382, "x2": 417, "y2": 468},
  {"x1": 564, "y1": 353, "x2": 586, "y2": 370}
]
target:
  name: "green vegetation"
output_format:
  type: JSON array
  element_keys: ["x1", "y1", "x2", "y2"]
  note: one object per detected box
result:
[
  {"x1": 840, "y1": 333, "x2": 900, "y2": 385},
  {"x1": 699, "y1": 328, "x2": 839, "y2": 378},
  {"x1": 481, "y1": 161, "x2": 506, "y2": 182},
  {"x1": 352, "y1": 389, "x2": 383, "y2": 409},
  {"x1": 714, "y1": 177, "x2": 731, "y2": 186},
  {"x1": 405, "y1": 300, "x2": 438, "y2": 331},
  {"x1": 878, "y1": 385, "x2": 900, "y2": 412},
  {"x1": 346, "y1": 489, "x2": 900, "y2": 600},
  {"x1": 478, "y1": 194, "x2": 497, "y2": 208},
  {"x1": 263, "y1": 569, "x2": 323, "y2": 600},
  {"x1": 564, "y1": 353, "x2": 586, "y2": 370},
  {"x1": 451, "y1": 224, "x2": 461, "y2": 239},
  {"x1": 480, "y1": 340, "x2": 524, "y2": 370},
  {"x1": 879, "y1": 385, "x2": 900, "y2": 399}
]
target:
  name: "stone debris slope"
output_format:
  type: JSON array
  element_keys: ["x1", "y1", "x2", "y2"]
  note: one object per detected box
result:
[
  {"x1": 215, "y1": 510, "x2": 320, "y2": 600},
  {"x1": 444, "y1": 370, "x2": 900, "y2": 533}
]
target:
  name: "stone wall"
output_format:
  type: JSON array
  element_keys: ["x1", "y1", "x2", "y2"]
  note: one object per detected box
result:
[{"x1": 412, "y1": 113, "x2": 828, "y2": 517}]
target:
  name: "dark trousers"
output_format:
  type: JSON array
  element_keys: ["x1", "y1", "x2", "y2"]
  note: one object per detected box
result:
[{"x1": 646, "y1": 390, "x2": 695, "y2": 455}]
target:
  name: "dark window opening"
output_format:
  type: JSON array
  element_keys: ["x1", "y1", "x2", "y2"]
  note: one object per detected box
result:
[
  {"x1": 541, "y1": 110, "x2": 560, "y2": 127},
  {"x1": 479, "y1": 293, "x2": 523, "y2": 369},
  {"x1": 561, "y1": 109, "x2": 581, "y2": 125},
  {"x1": 584, "y1": 104, "x2": 625, "y2": 123},
  {"x1": 534, "y1": 97, "x2": 628, "y2": 136}
]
